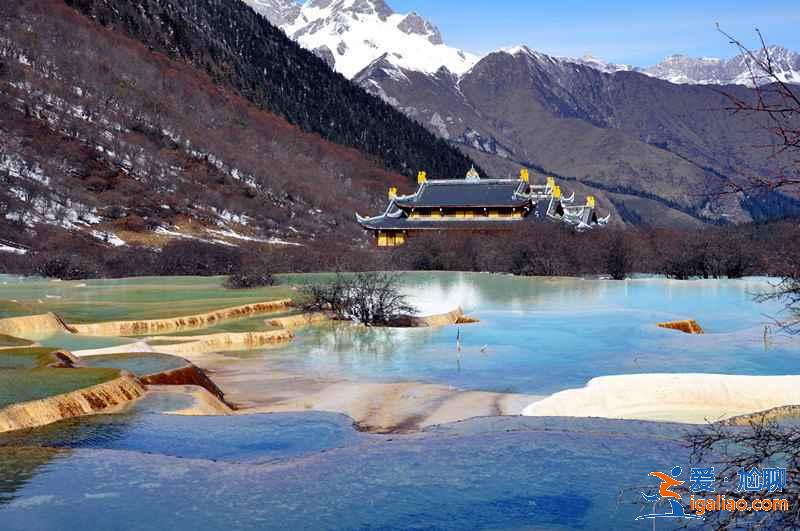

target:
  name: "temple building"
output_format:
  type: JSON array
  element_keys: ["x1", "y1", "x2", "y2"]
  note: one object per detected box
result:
[{"x1": 356, "y1": 167, "x2": 609, "y2": 247}]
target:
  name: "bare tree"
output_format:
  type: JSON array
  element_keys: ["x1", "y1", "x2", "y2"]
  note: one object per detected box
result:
[
  {"x1": 755, "y1": 264, "x2": 800, "y2": 335},
  {"x1": 14, "y1": 180, "x2": 40, "y2": 225},
  {"x1": 604, "y1": 230, "x2": 633, "y2": 280},
  {"x1": 689, "y1": 33, "x2": 800, "y2": 511},
  {"x1": 687, "y1": 418, "x2": 800, "y2": 530},
  {"x1": 716, "y1": 25, "x2": 800, "y2": 194},
  {"x1": 716, "y1": 27, "x2": 800, "y2": 333},
  {"x1": 302, "y1": 272, "x2": 416, "y2": 326}
]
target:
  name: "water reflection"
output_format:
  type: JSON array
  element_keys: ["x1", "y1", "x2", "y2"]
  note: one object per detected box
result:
[
  {"x1": 0, "y1": 410, "x2": 362, "y2": 465},
  {"x1": 0, "y1": 447, "x2": 69, "y2": 508},
  {"x1": 0, "y1": 411, "x2": 139, "y2": 458},
  {"x1": 302, "y1": 322, "x2": 438, "y2": 360},
  {"x1": 400, "y1": 272, "x2": 611, "y2": 314}
]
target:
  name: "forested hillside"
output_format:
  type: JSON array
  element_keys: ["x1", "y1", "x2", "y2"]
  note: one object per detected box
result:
[{"x1": 64, "y1": 0, "x2": 477, "y2": 181}]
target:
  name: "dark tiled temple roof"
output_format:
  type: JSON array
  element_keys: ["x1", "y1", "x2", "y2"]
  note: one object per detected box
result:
[
  {"x1": 356, "y1": 175, "x2": 610, "y2": 233},
  {"x1": 394, "y1": 179, "x2": 530, "y2": 209}
]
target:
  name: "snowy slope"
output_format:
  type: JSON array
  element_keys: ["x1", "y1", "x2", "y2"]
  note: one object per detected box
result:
[{"x1": 244, "y1": 0, "x2": 477, "y2": 78}]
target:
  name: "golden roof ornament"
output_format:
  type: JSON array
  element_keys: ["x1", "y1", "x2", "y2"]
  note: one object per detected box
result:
[{"x1": 465, "y1": 165, "x2": 480, "y2": 181}]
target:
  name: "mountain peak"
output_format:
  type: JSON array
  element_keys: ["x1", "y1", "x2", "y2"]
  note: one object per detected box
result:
[
  {"x1": 305, "y1": 0, "x2": 394, "y2": 20},
  {"x1": 498, "y1": 45, "x2": 558, "y2": 64},
  {"x1": 567, "y1": 53, "x2": 634, "y2": 74},
  {"x1": 495, "y1": 44, "x2": 798, "y2": 86},
  {"x1": 246, "y1": 2, "x2": 797, "y2": 88},
  {"x1": 500, "y1": 45, "x2": 533, "y2": 56},
  {"x1": 397, "y1": 12, "x2": 443, "y2": 45},
  {"x1": 251, "y1": 0, "x2": 477, "y2": 78}
]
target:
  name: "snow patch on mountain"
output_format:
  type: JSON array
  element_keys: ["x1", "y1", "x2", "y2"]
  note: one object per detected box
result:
[
  {"x1": 90, "y1": 230, "x2": 126, "y2": 247},
  {"x1": 566, "y1": 53, "x2": 636, "y2": 74},
  {"x1": 499, "y1": 45, "x2": 553, "y2": 62},
  {"x1": 0, "y1": 244, "x2": 27, "y2": 255},
  {"x1": 498, "y1": 46, "x2": 636, "y2": 75},
  {"x1": 429, "y1": 113, "x2": 450, "y2": 139}
]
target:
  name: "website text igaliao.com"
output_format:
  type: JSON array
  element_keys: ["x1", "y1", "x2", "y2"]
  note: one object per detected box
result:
[{"x1": 690, "y1": 495, "x2": 790, "y2": 516}]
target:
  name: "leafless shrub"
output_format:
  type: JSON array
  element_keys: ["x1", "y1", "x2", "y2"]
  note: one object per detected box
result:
[
  {"x1": 223, "y1": 272, "x2": 275, "y2": 289},
  {"x1": 302, "y1": 272, "x2": 416, "y2": 326}
]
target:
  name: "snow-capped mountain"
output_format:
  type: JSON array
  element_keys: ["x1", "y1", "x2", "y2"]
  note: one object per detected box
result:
[
  {"x1": 245, "y1": 0, "x2": 477, "y2": 78},
  {"x1": 244, "y1": 1, "x2": 798, "y2": 87},
  {"x1": 643, "y1": 46, "x2": 800, "y2": 86}
]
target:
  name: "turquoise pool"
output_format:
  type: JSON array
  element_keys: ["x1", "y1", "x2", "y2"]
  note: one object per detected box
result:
[
  {"x1": 35, "y1": 333, "x2": 136, "y2": 351},
  {"x1": 249, "y1": 273, "x2": 799, "y2": 395},
  {"x1": 83, "y1": 353, "x2": 189, "y2": 377}
]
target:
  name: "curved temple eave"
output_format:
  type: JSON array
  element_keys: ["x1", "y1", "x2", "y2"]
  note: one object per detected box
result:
[{"x1": 356, "y1": 173, "x2": 610, "y2": 243}]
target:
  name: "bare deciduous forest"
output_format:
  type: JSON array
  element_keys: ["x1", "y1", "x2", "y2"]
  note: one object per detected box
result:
[{"x1": 1, "y1": 221, "x2": 796, "y2": 282}]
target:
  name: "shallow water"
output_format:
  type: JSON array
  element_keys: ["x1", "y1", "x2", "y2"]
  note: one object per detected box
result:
[
  {"x1": 248, "y1": 273, "x2": 798, "y2": 395},
  {"x1": 0, "y1": 412, "x2": 699, "y2": 530},
  {"x1": 0, "y1": 410, "x2": 362, "y2": 464},
  {"x1": 35, "y1": 333, "x2": 135, "y2": 351},
  {"x1": 83, "y1": 353, "x2": 189, "y2": 377},
  {"x1": 5, "y1": 273, "x2": 794, "y2": 394}
]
